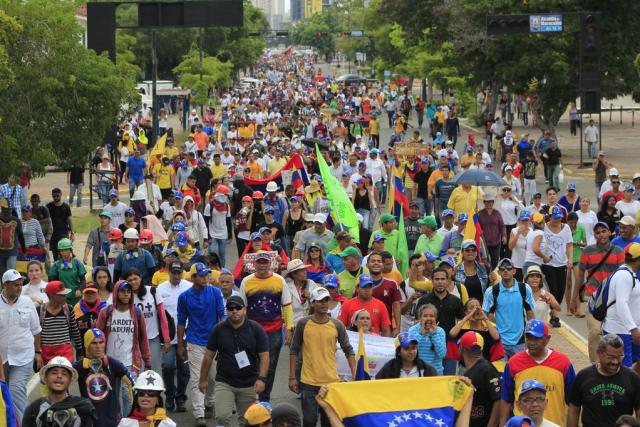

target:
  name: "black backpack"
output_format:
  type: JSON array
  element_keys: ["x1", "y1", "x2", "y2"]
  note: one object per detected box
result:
[{"x1": 488, "y1": 282, "x2": 530, "y2": 313}]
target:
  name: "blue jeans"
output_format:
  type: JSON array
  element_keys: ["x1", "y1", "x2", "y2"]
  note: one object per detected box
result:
[
  {"x1": 208, "y1": 238, "x2": 227, "y2": 268},
  {"x1": 443, "y1": 359, "x2": 458, "y2": 376},
  {"x1": 162, "y1": 344, "x2": 190, "y2": 404},
  {"x1": 587, "y1": 141, "x2": 597, "y2": 159},
  {"x1": 4, "y1": 362, "x2": 32, "y2": 422},
  {"x1": 98, "y1": 181, "x2": 111, "y2": 204},
  {"x1": 149, "y1": 336, "x2": 162, "y2": 374},
  {"x1": 503, "y1": 343, "x2": 526, "y2": 360},
  {"x1": 128, "y1": 178, "x2": 143, "y2": 197},
  {"x1": 69, "y1": 183, "x2": 83, "y2": 208},
  {"x1": 300, "y1": 383, "x2": 331, "y2": 427},
  {"x1": 261, "y1": 330, "x2": 283, "y2": 402},
  {"x1": 374, "y1": 181, "x2": 385, "y2": 206},
  {"x1": 356, "y1": 208, "x2": 371, "y2": 230}
]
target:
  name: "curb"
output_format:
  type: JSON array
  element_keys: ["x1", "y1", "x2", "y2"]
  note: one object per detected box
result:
[
  {"x1": 27, "y1": 373, "x2": 39, "y2": 396},
  {"x1": 557, "y1": 320, "x2": 589, "y2": 357}
]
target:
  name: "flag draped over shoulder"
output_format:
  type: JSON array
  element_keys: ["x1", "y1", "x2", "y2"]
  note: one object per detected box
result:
[
  {"x1": 244, "y1": 154, "x2": 310, "y2": 193},
  {"x1": 325, "y1": 377, "x2": 473, "y2": 427},
  {"x1": 354, "y1": 328, "x2": 370, "y2": 380},
  {"x1": 462, "y1": 210, "x2": 484, "y2": 264},
  {"x1": 387, "y1": 164, "x2": 409, "y2": 222},
  {"x1": 0, "y1": 381, "x2": 17, "y2": 427},
  {"x1": 315, "y1": 145, "x2": 360, "y2": 243},
  {"x1": 397, "y1": 207, "x2": 409, "y2": 277},
  {"x1": 148, "y1": 132, "x2": 167, "y2": 158}
]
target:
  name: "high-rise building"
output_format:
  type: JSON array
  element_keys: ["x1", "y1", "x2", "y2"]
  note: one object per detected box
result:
[{"x1": 291, "y1": 0, "x2": 303, "y2": 21}]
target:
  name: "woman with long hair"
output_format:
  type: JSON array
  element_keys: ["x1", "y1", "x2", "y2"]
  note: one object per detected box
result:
[
  {"x1": 124, "y1": 268, "x2": 171, "y2": 374},
  {"x1": 597, "y1": 195, "x2": 622, "y2": 236},
  {"x1": 282, "y1": 195, "x2": 306, "y2": 254},
  {"x1": 352, "y1": 177, "x2": 374, "y2": 230},
  {"x1": 349, "y1": 309, "x2": 377, "y2": 335},
  {"x1": 375, "y1": 332, "x2": 438, "y2": 379},
  {"x1": 305, "y1": 243, "x2": 333, "y2": 284},
  {"x1": 93, "y1": 266, "x2": 113, "y2": 301},
  {"x1": 118, "y1": 371, "x2": 176, "y2": 426},
  {"x1": 508, "y1": 211, "x2": 532, "y2": 282},
  {"x1": 21, "y1": 261, "x2": 48, "y2": 308},
  {"x1": 525, "y1": 265, "x2": 561, "y2": 322},
  {"x1": 449, "y1": 298, "x2": 504, "y2": 362}
]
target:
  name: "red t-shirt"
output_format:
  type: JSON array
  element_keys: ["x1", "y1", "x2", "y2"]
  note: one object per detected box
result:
[
  {"x1": 601, "y1": 191, "x2": 624, "y2": 202},
  {"x1": 371, "y1": 278, "x2": 402, "y2": 323},
  {"x1": 338, "y1": 297, "x2": 391, "y2": 334}
]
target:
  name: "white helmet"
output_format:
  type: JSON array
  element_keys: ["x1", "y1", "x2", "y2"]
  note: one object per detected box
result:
[
  {"x1": 39, "y1": 356, "x2": 78, "y2": 383},
  {"x1": 131, "y1": 190, "x2": 146, "y2": 201},
  {"x1": 134, "y1": 370, "x2": 165, "y2": 392},
  {"x1": 266, "y1": 181, "x2": 278, "y2": 192},
  {"x1": 123, "y1": 228, "x2": 139, "y2": 240}
]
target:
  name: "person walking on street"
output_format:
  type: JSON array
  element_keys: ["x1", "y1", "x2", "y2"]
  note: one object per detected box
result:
[
  {"x1": 47, "y1": 188, "x2": 73, "y2": 260},
  {"x1": 67, "y1": 164, "x2": 85, "y2": 208},
  {"x1": 176, "y1": 262, "x2": 225, "y2": 426},
  {"x1": 568, "y1": 334, "x2": 640, "y2": 427},
  {"x1": 0, "y1": 198, "x2": 25, "y2": 275},
  {"x1": 198, "y1": 295, "x2": 269, "y2": 427},
  {"x1": 118, "y1": 370, "x2": 177, "y2": 427},
  {"x1": 584, "y1": 119, "x2": 599, "y2": 160},
  {"x1": 290, "y1": 287, "x2": 355, "y2": 427},
  {"x1": 84, "y1": 211, "x2": 112, "y2": 267}
]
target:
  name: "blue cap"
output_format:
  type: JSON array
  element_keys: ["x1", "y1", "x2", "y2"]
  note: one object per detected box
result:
[
  {"x1": 373, "y1": 234, "x2": 385, "y2": 242},
  {"x1": 370, "y1": 148, "x2": 379, "y2": 155},
  {"x1": 567, "y1": 183, "x2": 576, "y2": 191},
  {"x1": 263, "y1": 206, "x2": 275, "y2": 214},
  {"x1": 259, "y1": 226, "x2": 272, "y2": 235},
  {"x1": 505, "y1": 416, "x2": 535, "y2": 427},
  {"x1": 109, "y1": 189, "x2": 119, "y2": 198},
  {"x1": 423, "y1": 251, "x2": 438, "y2": 262},
  {"x1": 439, "y1": 258, "x2": 455, "y2": 268},
  {"x1": 519, "y1": 379, "x2": 546, "y2": 395},
  {"x1": 594, "y1": 221, "x2": 610, "y2": 231},
  {"x1": 518, "y1": 210, "x2": 531, "y2": 221},
  {"x1": 250, "y1": 232, "x2": 263, "y2": 241},
  {"x1": 171, "y1": 222, "x2": 186, "y2": 232},
  {"x1": 442, "y1": 209, "x2": 455, "y2": 217},
  {"x1": 357, "y1": 274, "x2": 373, "y2": 287},
  {"x1": 550, "y1": 206, "x2": 563, "y2": 219},
  {"x1": 191, "y1": 262, "x2": 210, "y2": 277},
  {"x1": 315, "y1": 175, "x2": 323, "y2": 182},
  {"x1": 174, "y1": 232, "x2": 188, "y2": 247},
  {"x1": 172, "y1": 190, "x2": 183, "y2": 200},
  {"x1": 342, "y1": 172, "x2": 350, "y2": 177},
  {"x1": 395, "y1": 332, "x2": 418, "y2": 349},
  {"x1": 180, "y1": 160, "x2": 188, "y2": 168},
  {"x1": 125, "y1": 207, "x2": 135, "y2": 216},
  {"x1": 525, "y1": 319, "x2": 549, "y2": 338},
  {"x1": 457, "y1": 213, "x2": 468, "y2": 224},
  {"x1": 164, "y1": 248, "x2": 177, "y2": 257},
  {"x1": 358, "y1": 161, "x2": 366, "y2": 169},
  {"x1": 254, "y1": 251, "x2": 272, "y2": 262},
  {"x1": 116, "y1": 280, "x2": 132, "y2": 291},
  {"x1": 322, "y1": 274, "x2": 339, "y2": 288},
  {"x1": 626, "y1": 185, "x2": 636, "y2": 192}
]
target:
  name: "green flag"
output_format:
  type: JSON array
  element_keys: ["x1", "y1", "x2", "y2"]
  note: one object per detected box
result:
[
  {"x1": 315, "y1": 144, "x2": 359, "y2": 243},
  {"x1": 397, "y1": 206, "x2": 409, "y2": 277}
]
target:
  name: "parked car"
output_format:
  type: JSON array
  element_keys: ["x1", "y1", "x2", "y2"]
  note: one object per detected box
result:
[{"x1": 335, "y1": 74, "x2": 364, "y2": 85}]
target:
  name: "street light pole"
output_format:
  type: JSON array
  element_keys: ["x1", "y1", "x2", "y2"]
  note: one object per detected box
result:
[
  {"x1": 151, "y1": 29, "x2": 159, "y2": 145},
  {"x1": 199, "y1": 27, "x2": 204, "y2": 117}
]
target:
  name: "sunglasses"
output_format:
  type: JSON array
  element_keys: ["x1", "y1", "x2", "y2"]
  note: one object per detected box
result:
[
  {"x1": 612, "y1": 181, "x2": 621, "y2": 185},
  {"x1": 264, "y1": 212, "x2": 274, "y2": 215},
  {"x1": 463, "y1": 247, "x2": 477, "y2": 252},
  {"x1": 499, "y1": 265, "x2": 514, "y2": 271},
  {"x1": 137, "y1": 390, "x2": 161, "y2": 398},
  {"x1": 503, "y1": 188, "x2": 512, "y2": 192},
  {"x1": 226, "y1": 305, "x2": 243, "y2": 312}
]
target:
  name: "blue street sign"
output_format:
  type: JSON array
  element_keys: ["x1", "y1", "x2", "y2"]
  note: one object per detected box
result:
[{"x1": 529, "y1": 14, "x2": 563, "y2": 33}]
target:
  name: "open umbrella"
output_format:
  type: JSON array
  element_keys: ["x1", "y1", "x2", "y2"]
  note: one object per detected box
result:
[{"x1": 453, "y1": 168, "x2": 506, "y2": 187}]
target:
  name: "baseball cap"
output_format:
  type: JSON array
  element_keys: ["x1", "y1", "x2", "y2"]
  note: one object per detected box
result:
[
  {"x1": 550, "y1": 206, "x2": 563, "y2": 219},
  {"x1": 626, "y1": 243, "x2": 640, "y2": 259},
  {"x1": 442, "y1": 209, "x2": 455, "y2": 217},
  {"x1": 82, "y1": 283, "x2": 99, "y2": 294},
  {"x1": 609, "y1": 168, "x2": 619, "y2": 176},
  {"x1": 310, "y1": 287, "x2": 331, "y2": 302},
  {"x1": 519, "y1": 379, "x2": 546, "y2": 396},
  {"x1": 259, "y1": 227, "x2": 272, "y2": 236},
  {"x1": 357, "y1": 274, "x2": 373, "y2": 287},
  {"x1": 263, "y1": 206, "x2": 275, "y2": 214},
  {"x1": 598, "y1": 150, "x2": 605, "y2": 157},
  {"x1": 45, "y1": 281, "x2": 71, "y2": 296},
  {"x1": 518, "y1": 210, "x2": 531, "y2": 221},
  {"x1": 418, "y1": 215, "x2": 437, "y2": 228},
  {"x1": 250, "y1": 232, "x2": 263, "y2": 241},
  {"x1": 380, "y1": 213, "x2": 395, "y2": 223},
  {"x1": 226, "y1": 295, "x2": 245, "y2": 308},
  {"x1": 109, "y1": 189, "x2": 119, "y2": 198},
  {"x1": 532, "y1": 192, "x2": 542, "y2": 198},
  {"x1": 395, "y1": 332, "x2": 418, "y2": 349},
  {"x1": 482, "y1": 193, "x2": 495, "y2": 202},
  {"x1": 567, "y1": 183, "x2": 576, "y2": 192},
  {"x1": 323, "y1": 274, "x2": 339, "y2": 288},
  {"x1": 439, "y1": 258, "x2": 455, "y2": 268},
  {"x1": 423, "y1": 251, "x2": 438, "y2": 262},
  {"x1": 244, "y1": 402, "x2": 272, "y2": 426},
  {"x1": 626, "y1": 185, "x2": 636, "y2": 192},
  {"x1": 313, "y1": 213, "x2": 327, "y2": 223},
  {"x1": 370, "y1": 148, "x2": 379, "y2": 155},
  {"x1": 373, "y1": 234, "x2": 385, "y2": 242},
  {"x1": 409, "y1": 200, "x2": 420, "y2": 208},
  {"x1": 633, "y1": 172, "x2": 640, "y2": 180},
  {"x1": 242, "y1": 195, "x2": 252, "y2": 203},
  {"x1": 254, "y1": 251, "x2": 273, "y2": 262},
  {"x1": 99, "y1": 210, "x2": 112, "y2": 219},
  {"x1": 457, "y1": 213, "x2": 468, "y2": 224},
  {"x1": 618, "y1": 216, "x2": 636, "y2": 226},
  {"x1": 169, "y1": 261, "x2": 183, "y2": 273},
  {"x1": 189, "y1": 262, "x2": 210, "y2": 277},
  {"x1": 593, "y1": 221, "x2": 610, "y2": 231},
  {"x1": 358, "y1": 161, "x2": 366, "y2": 169},
  {"x1": 2, "y1": 269, "x2": 22, "y2": 283},
  {"x1": 460, "y1": 239, "x2": 477, "y2": 250},
  {"x1": 505, "y1": 415, "x2": 535, "y2": 427},
  {"x1": 525, "y1": 319, "x2": 549, "y2": 338},
  {"x1": 504, "y1": 165, "x2": 513, "y2": 171},
  {"x1": 304, "y1": 213, "x2": 315, "y2": 222},
  {"x1": 458, "y1": 331, "x2": 484, "y2": 351},
  {"x1": 338, "y1": 246, "x2": 360, "y2": 258},
  {"x1": 498, "y1": 258, "x2": 513, "y2": 268}
]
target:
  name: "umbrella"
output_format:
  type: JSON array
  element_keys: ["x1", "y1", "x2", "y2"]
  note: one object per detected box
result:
[
  {"x1": 453, "y1": 169, "x2": 506, "y2": 187},
  {"x1": 321, "y1": 107, "x2": 340, "y2": 115},
  {"x1": 301, "y1": 138, "x2": 329, "y2": 150}
]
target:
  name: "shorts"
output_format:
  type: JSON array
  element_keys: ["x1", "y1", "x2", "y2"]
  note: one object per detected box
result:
[{"x1": 604, "y1": 331, "x2": 640, "y2": 367}]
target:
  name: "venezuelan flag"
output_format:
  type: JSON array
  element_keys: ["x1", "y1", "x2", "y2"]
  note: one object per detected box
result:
[
  {"x1": 0, "y1": 381, "x2": 17, "y2": 427},
  {"x1": 354, "y1": 328, "x2": 370, "y2": 380},
  {"x1": 325, "y1": 377, "x2": 473, "y2": 427},
  {"x1": 462, "y1": 210, "x2": 484, "y2": 264},
  {"x1": 244, "y1": 154, "x2": 310, "y2": 193},
  {"x1": 387, "y1": 166, "x2": 410, "y2": 222}
]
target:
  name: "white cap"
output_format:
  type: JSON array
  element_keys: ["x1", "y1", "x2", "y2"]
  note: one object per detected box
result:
[
  {"x1": 39, "y1": 356, "x2": 78, "y2": 383},
  {"x1": 123, "y1": 228, "x2": 139, "y2": 239},
  {"x1": 609, "y1": 168, "x2": 619, "y2": 177},
  {"x1": 131, "y1": 190, "x2": 146, "y2": 201},
  {"x1": 310, "y1": 287, "x2": 331, "y2": 302},
  {"x1": 134, "y1": 370, "x2": 165, "y2": 392},
  {"x1": 285, "y1": 259, "x2": 310, "y2": 275},
  {"x1": 313, "y1": 213, "x2": 327, "y2": 223},
  {"x1": 304, "y1": 213, "x2": 315, "y2": 222},
  {"x1": 266, "y1": 182, "x2": 278, "y2": 192},
  {"x1": 2, "y1": 269, "x2": 22, "y2": 284},
  {"x1": 633, "y1": 172, "x2": 640, "y2": 180}
]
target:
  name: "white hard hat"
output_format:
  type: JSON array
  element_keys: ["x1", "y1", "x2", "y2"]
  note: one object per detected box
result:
[
  {"x1": 266, "y1": 181, "x2": 279, "y2": 192},
  {"x1": 39, "y1": 356, "x2": 78, "y2": 383},
  {"x1": 134, "y1": 370, "x2": 165, "y2": 392},
  {"x1": 131, "y1": 190, "x2": 146, "y2": 201},
  {"x1": 123, "y1": 228, "x2": 139, "y2": 240}
]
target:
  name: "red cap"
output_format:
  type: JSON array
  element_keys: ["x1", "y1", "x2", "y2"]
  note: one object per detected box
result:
[
  {"x1": 108, "y1": 228, "x2": 123, "y2": 241},
  {"x1": 45, "y1": 281, "x2": 71, "y2": 296},
  {"x1": 242, "y1": 195, "x2": 252, "y2": 203},
  {"x1": 252, "y1": 191, "x2": 264, "y2": 199},
  {"x1": 216, "y1": 185, "x2": 230, "y2": 195},
  {"x1": 458, "y1": 331, "x2": 484, "y2": 351},
  {"x1": 139, "y1": 229, "x2": 154, "y2": 245}
]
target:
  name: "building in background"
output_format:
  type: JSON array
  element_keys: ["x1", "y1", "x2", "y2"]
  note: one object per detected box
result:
[
  {"x1": 251, "y1": 0, "x2": 289, "y2": 30},
  {"x1": 291, "y1": 0, "x2": 303, "y2": 21}
]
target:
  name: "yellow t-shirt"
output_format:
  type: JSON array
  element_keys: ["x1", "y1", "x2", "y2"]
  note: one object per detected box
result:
[
  {"x1": 447, "y1": 186, "x2": 482, "y2": 218},
  {"x1": 164, "y1": 146, "x2": 180, "y2": 160},
  {"x1": 382, "y1": 269, "x2": 403, "y2": 285},
  {"x1": 369, "y1": 119, "x2": 379, "y2": 135},
  {"x1": 210, "y1": 163, "x2": 228, "y2": 180},
  {"x1": 297, "y1": 318, "x2": 347, "y2": 386},
  {"x1": 153, "y1": 164, "x2": 175, "y2": 189},
  {"x1": 267, "y1": 158, "x2": 287, "y2": 176},
  {"x1": 151, "y1": 269, "x2": 189, "y2": 286},
  {"x1": 248, "y1": 161, "x2": 263, "y2": 179}
]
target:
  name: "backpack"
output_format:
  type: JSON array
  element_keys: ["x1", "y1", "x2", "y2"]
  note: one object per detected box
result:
[
  {"x1": 589, "y1": 267, "x2": 637, "y2": 322},
  {"x1": 39, "y1": 303, "x2": 71, "y2": 327},
  {"x1": 150, "y1": 287, "x2": 176, "y2": 343},
  {"x1": 0, "y1": 217, "x2": 17, "y2": 250},
  {"x1": 489, "y1": 282, "x2": 530, "y2": 314}
]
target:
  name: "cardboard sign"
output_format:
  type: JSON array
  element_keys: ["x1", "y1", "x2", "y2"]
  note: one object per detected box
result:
[
  {"x1": 394, "y1": 143, "x2": 431, "y2": 157},
  {"x1": 243, "y1": 251, "x2": 279, "y2": 272}
]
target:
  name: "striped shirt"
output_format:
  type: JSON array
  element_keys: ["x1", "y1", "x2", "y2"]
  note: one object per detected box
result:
[
  {"x1": 579, "y1": 243, "x2": 625, "y2": 295},
  {"x1": 22, "y1": 218, "x2": 45, "y2": 248},
  {"x1": 0, "y1": 184, "x2": 24, "y2": 211},
  {"x1": 40, "y1": 306, "x2": 83, "y2": 353}
]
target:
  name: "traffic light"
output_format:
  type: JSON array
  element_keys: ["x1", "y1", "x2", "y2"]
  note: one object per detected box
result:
[
  {"x1": 580, "y1": 13, "x2": 600, "y2": 56},
  {"x1": 486, "y1": 15, "x2": 529, "y2": 35}
]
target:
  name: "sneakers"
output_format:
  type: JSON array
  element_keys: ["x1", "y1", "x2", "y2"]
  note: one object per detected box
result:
[
  {"x1": 550, "y1": 317, "x2": 561, "y2": 328},
  {"x1": 195, "y1": 418, "x2": 206, "y2": 427},
  {"x1": 175, "y1": 401, "x2": 187, "y2": 413},
  {"x1": 165, "y1": 399, "x2": 175, "y2": 412}
]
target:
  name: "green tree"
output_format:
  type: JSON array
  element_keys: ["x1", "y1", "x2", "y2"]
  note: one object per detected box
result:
[
  {"x1": 173, "y1": 48, "x2": 233, "y2": 106},
  {"x1": 0, "y1": 0, "x2": 136, "y2": 175},
  {"x1": 290, "y1": 11, "x2": 336, "y2": 58}
]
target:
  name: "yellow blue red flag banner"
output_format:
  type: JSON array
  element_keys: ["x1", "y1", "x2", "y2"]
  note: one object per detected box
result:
[{"x1": 325, "y1": 377, "x2": 472, "y2": 427}]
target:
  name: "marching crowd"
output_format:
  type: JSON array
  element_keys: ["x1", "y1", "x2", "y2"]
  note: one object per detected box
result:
[{"x1": 1, "y1": 48, "x2": 640, "y2": 427}]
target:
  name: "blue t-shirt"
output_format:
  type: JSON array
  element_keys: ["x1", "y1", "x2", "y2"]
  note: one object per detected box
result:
[
  {"x1": 482, "y1": 281, "x2": 536, "y2": 346},
  {"x1": 177, "y1": 285, "x2": 226, "y2": 346},
  {"x1": 611, "y1": 236, "x2": 640, "y2": 249},
  {"x1": 114, "y1": 249, "x2": 156, "y2": 284},
  {"x1": 127, "y1": 157, "x2": 147, "y2": 181}
]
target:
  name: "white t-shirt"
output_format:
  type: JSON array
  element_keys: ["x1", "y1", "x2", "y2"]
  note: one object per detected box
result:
[
  {"x1": 510, "y1": 228, "x2": 528, "y2": 269},
  {"x1": 157, "y1": 280, "x2": 193, "y2": 344},
  {"x1": 616, "y1": 200, "x2": 640, "y2": 218},
  {"x1": 437, "y1": 225, "x2": 455, "y2": 238},
  {"x1": 21, "y1": 280, "x2": 49, "y2": 307},
  {"x1": 543, "y1": 224, "x2": 573, "y2": 267},
  {"x1": 399, "y1": 366, "x2": 420, "y2": 378},
  {"x1": 103, "y1": 201, "x2": 129, "y2": 228},
  {"x1": 203, "y1": 204, "x2": 229, "y2": 240},
  {"x1": 106, "y1": 308, "x2": 134, "y2": 367},
  {"x1": 524, "y1": 229, "x2": 545, "y2": 265},
  {"x1": 0, "y1": 295, "x2": 41, "y2": 366},
  {"x1": 120, "y1": 147, "x2": 130, "y2": 164},
  {"x1": 602, "y1": 266, "x2": 640, "y2": 335},
  {"x1": 576, "y1": 210, "x2": 598, "y2": 245},
  {"x1": 134, "y1": 287, "x2": 162, "y2": 340}
]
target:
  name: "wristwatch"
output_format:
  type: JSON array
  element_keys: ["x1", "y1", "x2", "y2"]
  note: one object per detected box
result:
[{"x1": 257, "y1": 376, "x2": 267, "y2": 382}]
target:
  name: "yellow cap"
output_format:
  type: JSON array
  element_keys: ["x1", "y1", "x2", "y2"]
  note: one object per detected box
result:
[
  {"x1": 244, "y1": 402, "x2": 272, "y2": 425},
  {"x1": 532, "y1": 212, "x2": 544, "y2": 223},
  {"x1": 626, "y1": 243, "x2": 640, "y2": 259}
]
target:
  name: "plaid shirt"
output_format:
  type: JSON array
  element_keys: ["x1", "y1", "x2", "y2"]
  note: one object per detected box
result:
[{"x1": 0, "y1": 184, "x2": 24, "y2": 211}]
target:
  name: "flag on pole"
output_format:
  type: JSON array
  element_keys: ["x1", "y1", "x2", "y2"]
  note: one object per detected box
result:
[
  {"x1": 387, "y1": 164, "x2": 409, "y2": 222},
  {"x1": 148, "y1": 132, "x2": 167, "y2": 158},
  {"x1": 397, "y1": 206, "x2": 409, "y2": 277},
  {"x1": 354, "y1": 328, "x2": 370, "y2": 380},
  {"x1": 0, "y1": 380, "x2": 17, "y2": 427},
  {"x1": 462, "y1": 210, "x2": 484, "y2": 264},
  {"x1": 324, "y1": 376, "x2": 473, "y2": 427},
  {"x1": 315, "y1": 145, "x2": 360, "y2": 243}
]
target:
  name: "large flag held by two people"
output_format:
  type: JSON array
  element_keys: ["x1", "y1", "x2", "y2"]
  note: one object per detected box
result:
[
  {"x1": 244, "y1": 154, "x2": 310, "y2": 193},
  {"x1": 324, "y1": 376, "x2": 473, "y2": 427},
  {"x1": 315, "y1": 145, "x2": 360, "y2": 243}
]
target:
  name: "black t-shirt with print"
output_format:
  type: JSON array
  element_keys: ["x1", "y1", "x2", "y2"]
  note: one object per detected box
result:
[
  {"x1": 464, "y1": 358, "x2": 501, "y2": 427},
  {"x1": 570, "y1": 365, "x2": 640, "y2": 427}
]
